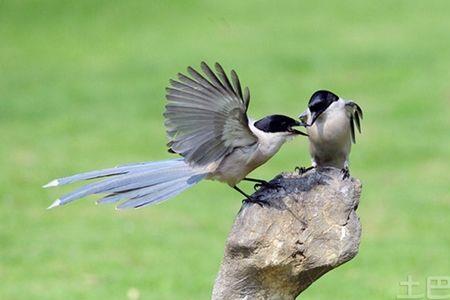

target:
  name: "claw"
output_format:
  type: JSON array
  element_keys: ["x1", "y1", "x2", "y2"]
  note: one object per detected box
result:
[
  {"x1": 253, "y1": 181, "x2": 280, "y2": 191},
  {"x1": 242, "y1": 196, "x2": 266, "y2": 207},
  {"x1": 295, "y1": 166, "x2": 314, "y2": 175},
  {"x1": 341, "y1": 167, "x2": 350, "y2": 180}
]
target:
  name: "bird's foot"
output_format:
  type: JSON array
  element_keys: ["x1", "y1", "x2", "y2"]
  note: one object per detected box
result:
[
  {"x1": 295, "y1": 166, "x2": 314, "y2": 175},
  {"x1": 253, "y1": 181, "x2": 281, "y2": 191},
  {"x1": 242, "y1": 195, "x2": 266, "y2": 207},
  {"x1": 341, "y1": 167, "x2": 350, "y2": 180}
]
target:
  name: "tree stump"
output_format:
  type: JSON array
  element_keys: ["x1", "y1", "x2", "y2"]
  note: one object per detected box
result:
[{"x1": 212, "y1": 167, "x2": 362, "y2": 300}]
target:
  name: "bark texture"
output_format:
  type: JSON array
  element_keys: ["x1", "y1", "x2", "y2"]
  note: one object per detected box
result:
[{"x1": 212, "y1": 167, "x2": 362, "y2": 300}]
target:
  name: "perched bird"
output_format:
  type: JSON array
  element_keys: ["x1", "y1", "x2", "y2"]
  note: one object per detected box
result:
[
  {"x1": 44, "y1": 62, "x2": 307, "y2": 209},
  {"x1": 298, "y1": 90, "x2": 363, "y2": 178}
]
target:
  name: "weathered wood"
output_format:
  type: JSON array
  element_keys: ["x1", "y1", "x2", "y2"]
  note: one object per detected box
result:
[{"x1": 212, "y1": 167, "x2": 362, "y2": 300}]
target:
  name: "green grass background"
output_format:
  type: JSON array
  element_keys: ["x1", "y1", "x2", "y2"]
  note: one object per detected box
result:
[{"x1": 1, "y1": 1, "x2": 449, "y2": 299}]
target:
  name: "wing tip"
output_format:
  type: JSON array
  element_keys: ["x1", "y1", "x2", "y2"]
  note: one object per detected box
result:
[{"x1": 43, "y1": 179, "x2": 59, "y2": 188}]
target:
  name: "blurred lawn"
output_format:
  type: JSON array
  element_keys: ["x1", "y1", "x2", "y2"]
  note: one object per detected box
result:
[{"x1": 1, "y1": 0, "x2": 449, "y2": 299}]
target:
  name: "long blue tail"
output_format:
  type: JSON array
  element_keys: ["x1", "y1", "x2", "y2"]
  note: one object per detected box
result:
[{"x1": 44, "y1": 159, "x2": 208, "y2": 209}]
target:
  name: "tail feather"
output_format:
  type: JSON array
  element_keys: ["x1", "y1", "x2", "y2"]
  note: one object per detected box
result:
[
  {"x1": 45, "y1": 159, "x2": 207, "y2": 209},
  {"x1": 56, "y1": 167, "x2": 187, "y2": 204},
  {"x1": 116, "y1": 174, "x2": 206, "y2": 209},
  {"x1": 57, "y1": 165, "x2": 195, "y2": 205},
  {"x1": 96, "y1": 175, "x2": 193, "y2": 205},
  {"x1": 43, "y1": 159, "x2": 186, "y2": 187},
  {"x1": 106, "y1": 168, "x2": 196, "y2": 193}
]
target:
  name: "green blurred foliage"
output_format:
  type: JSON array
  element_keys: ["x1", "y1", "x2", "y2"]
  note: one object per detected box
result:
[{"x1": 0, "y1": 0, "x2": 449, "y2": 299}]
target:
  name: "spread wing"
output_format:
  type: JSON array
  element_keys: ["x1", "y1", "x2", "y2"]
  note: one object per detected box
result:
[
  {"x1": 164, "y1": 62, "x2": 257, "y2": 166},
  {"x1": 345, "y1": 101, "x2": 363, "y2": 144}
]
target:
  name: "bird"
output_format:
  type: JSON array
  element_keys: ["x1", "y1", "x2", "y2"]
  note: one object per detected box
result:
[
  {"x1": 298, "y1": 90, "x2": 363, "y2": 178},
  {"x1": 44, "y1": 62, "x2": 308, "y2": 209}
]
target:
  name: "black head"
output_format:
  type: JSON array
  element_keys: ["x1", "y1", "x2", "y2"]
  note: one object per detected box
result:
[
  {"x1": 307, "y1": 90, "x2": 339, "y2": 125},
  {"x1": 254, "y1": 114, "x2": 307, "y2": 136}
]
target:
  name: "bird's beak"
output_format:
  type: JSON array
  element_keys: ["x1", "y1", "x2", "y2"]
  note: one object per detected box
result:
[
  {"x1": 309, "y1": 111, "x2": 324, "y2": 127},
  {"x1": 310, "y1": 111, "x2": 318, "y2": 126},
  {"x1": 298, "y1": 111, "x2": 309, "y2": 126},
  {"x1": 289, "y1": 120, "x2": 308, "y2": 136}
]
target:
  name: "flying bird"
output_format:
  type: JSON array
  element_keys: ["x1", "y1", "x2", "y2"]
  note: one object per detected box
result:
[
  {"x1": 298, "y1": 90, "x2": 363, "y2": 178},
  {"x1": 44, "y1": 62, "x2": 307, "y2": 209}
]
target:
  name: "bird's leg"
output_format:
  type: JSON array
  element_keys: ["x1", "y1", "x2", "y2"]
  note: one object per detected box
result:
[
  {"x1": 233, "y1": 186, "x2": 265, "y2": 207},
  {"x1": 295, "y1": 166, "x2": 314, "y2": 175},
  {"x1": 243, "y1": 177, "x2": 280, "y2": 191},
  {"x1": 341, "y1": 167, "x2": 350, "y2": 179}
]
